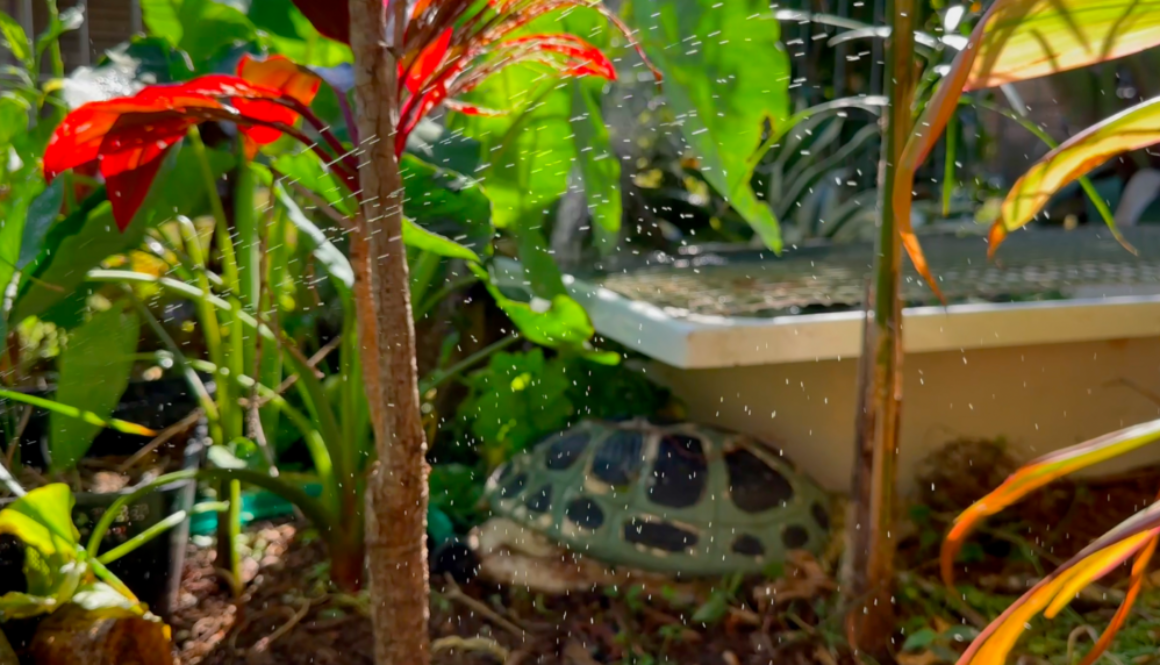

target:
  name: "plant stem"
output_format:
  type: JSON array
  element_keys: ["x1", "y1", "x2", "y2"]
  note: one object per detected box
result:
[
  {"x1": 188, "y1": 127, "x2": 245, "y2": 596},
  {"x1": 350, "y1": 0, "x2": 431, "y2": 660},
  {"x1": 841, "y1": 0, "x2": 915, "y2": 656}
]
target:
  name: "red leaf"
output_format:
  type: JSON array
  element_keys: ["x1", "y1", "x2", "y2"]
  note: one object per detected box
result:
[
  {"x1": 500, "y1": 34, "x2": 617, "y2": 80},
  {"x1": 403, "y1": 27, "x2": 453, "y2": 94}
]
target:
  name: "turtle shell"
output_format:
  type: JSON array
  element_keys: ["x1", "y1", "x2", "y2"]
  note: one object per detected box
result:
[{"x1": 482, "y1": 419, "x2": 831, "y2": 576}]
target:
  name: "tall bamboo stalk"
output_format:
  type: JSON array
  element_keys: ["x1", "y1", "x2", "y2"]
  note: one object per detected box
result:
[
  {"x1": 841, "y1": 0, "x2": 915, "y2": 656},
  {"x1": 349, "y1": 0, "x2": 432, "y2": 663}
]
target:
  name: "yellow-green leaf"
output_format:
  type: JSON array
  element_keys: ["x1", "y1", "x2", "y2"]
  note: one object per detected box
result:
[
  {"x1": 966, "y1": 0, "x2": 1160, "y2": 91},
  {"x1": 0, "y1": 484, "x2": 80, "y2": 556},
  {"x1": 992, "y1": 97, "x2": 1160, "y2": 252},
  {"x1": 894, "y1": 0, "x2": 1160, "y2": 297}
]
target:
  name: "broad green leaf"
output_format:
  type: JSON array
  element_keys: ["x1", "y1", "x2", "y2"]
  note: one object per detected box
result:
[
  {"x1": 572, "y1": 79, "x2": 621, "y2": 251},
  {"x1": 0, "y1": 484, "x2": 80, "y2": 557},
  {"x1": 965, "y1": 0, "x2": 1160, "y2": 91},
  {"x1": 400, "y1": 153, "x2": 492, "y2": 256},
  {"x1": 402, "y1": 219, "x2": 481, "y2": 264},
  {"x1": 12, "y1": 145, "x2": 235, "y2": 324},
  {"x1": 140, "y1": 0, "x2": 184, "y2": 44},
  {"x1": 248, "y1": 0, "x2": 351, "y2": 67},
  {"x1": 631, "y1": 0, "x2": 789, "y2": 250},
  {"x1": 0, "y1": 11, "x2": 30, "y2": 66},
  {"x1": 472, "y1": 265, "x2": 594, "y2": 349},
  {"x1": 0, "y1": 92, "x2": 29, "y2": 145},
  {"x1": 51, "y1": 305, "x2": 142, "y2": 472},
  {"x1": 451, "y1": 64, "x2": 574, "y2": 231},
  {"x1": 142, "y1": 0, "x2": 254, "y2": 66},
  {"x1": 992, "y1": 97, "x2": 1160, "y2": 252}
]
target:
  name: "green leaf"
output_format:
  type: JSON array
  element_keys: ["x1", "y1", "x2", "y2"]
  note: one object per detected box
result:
[
  {"x1": 50, "y1": 305, "x2": 142, "y2": 472},
  {"x1": 571, "y1": 79, "x2": 621, "y2": 251},
  {"x1": 0, "y1": 11, "x2": 30, "y2": 66},
  {"x1": 142, "y1": 0, "x2": 254, "y2": 66},
  {"x1": 400, "y1": 153, "x2": 492, "y2": 256},
  {"x1": 472, "y1": 265, "x2": 593, "y2": 349},
  {"x1": 0, "y1": 92, "x2": 29, "y2": 145},
  {"x1": 247, "y1": 0, "x2": 351, "y2": 67},
  {"x1": 402, "y1": 220, "x2": 480, "y2": 264},
  {"x1": 141, "y1": 0, "x2": 186, "y2": 44},
  {"x1": 691, "y1": 591, "x2": 730, "y2": 624},
  {"x1": 901, "y1": 628, "x2": 939, "y2": 652},
  {"x1": 18, "y1": 179, "x2": 64, "y2": 270},
  {"x1": 273, "y1": 150, "x2": 356, "y2": 217},
  {"x1": 0, "y1": 484, "x2": 79, "y2": 556},
  {"x1": 272, "y1": 182, "x2": 354, "y2": 294},
  {"x1": 0, "y1": 625, "x2": 18, "y2": 663},
  {"x1": 12, "y1": 144, "x2": 235, "y2": 324},
  {"x1": 630, "y1": 0, "x2": 790, "y2": 250}
]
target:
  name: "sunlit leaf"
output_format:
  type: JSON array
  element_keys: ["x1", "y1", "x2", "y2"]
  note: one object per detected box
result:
[
  {"x1": 0, "y1": 10, "x2": 31, "y2": 66},
  {"x1": 50, "y1": 305, "x2": 142, "y2": 472},
  {"x1": 895, "y1": 0, "x2": 1160, "y2": 296},
  {"x1": 942, "y1": 418, "x2": 1160, "y2": 586},
  {"x1": 0, "y1": 485, "x2": 79, "y2": 557},
  {"x1": 991, "y1": 97, "x2": 1160, "y2": 254},
  {"x1": 472, "y1": 265, "x2": 594, "y2": 349},
  {"x1": 399, "y1": 153, "x2": 492, "y2": 255},
  {"x1": 402, "y1": 219, "x2": 480, "y2": 264},
  {"x1": 965, "y1": 0, "x2": 1160, "y2": 90},
  {"x1": 631, "y1": 0, "x2": 788, "y2": 250},
  {"x1": 956, "y1": 505, "x2": 1160, "y2": 665},
  {"x1": 271, "y1": 181, "x2": 354, "y2": 295},
  {"x1": 572, "y1": 78, "x2": 620, "y2": 251},
  {"x1": 248, "y1": 0, "x2": 351, "y2": 67}
]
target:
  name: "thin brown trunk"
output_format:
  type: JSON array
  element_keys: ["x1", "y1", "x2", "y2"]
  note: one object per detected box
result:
[
  {"x1": 841, "y1": 0, "x2": 915, "y2": 657},
  {"x1": 349, "y1": 1, "x2": 431, "y2": 663}
]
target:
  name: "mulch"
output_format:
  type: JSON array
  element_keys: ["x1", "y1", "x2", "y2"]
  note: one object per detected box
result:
[{"x1": 171, "y1": 445, "x2": 1160, "y2": 665}]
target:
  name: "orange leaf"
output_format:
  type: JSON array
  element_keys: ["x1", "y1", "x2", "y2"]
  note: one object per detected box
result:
[
  {"x1": 942, "y1": 418, "x2": 1160, "y2": 587},
  {"x1": 957, "y1": 523, "x2": 1160, "y2": 665},
  {"x1": 237, "y1": 54, "x2": 322, "y2": 107},
  {"x1": 1074, "y1": 533, "x2": 1157, "y2": 665}
]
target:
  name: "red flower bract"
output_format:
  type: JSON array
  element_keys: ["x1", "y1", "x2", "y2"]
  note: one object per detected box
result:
[
  {"x1": 44, "y1": 55, "x2": 322, "y2": 230},
  {"x1": 288, "y1": 0, "x2": 658, "y2": 156}
]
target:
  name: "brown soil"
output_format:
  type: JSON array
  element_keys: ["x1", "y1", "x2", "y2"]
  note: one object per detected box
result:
[{"x1": 170, "y1": 447, "x2": 1160, "y2": 665}]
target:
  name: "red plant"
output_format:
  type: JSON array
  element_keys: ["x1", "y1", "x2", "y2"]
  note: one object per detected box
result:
[
  {"x1": 44, "y1": 1, "x2": 650, "y2": 229},
  {"x1": 43, "y1": 55, "x2": 327, "y2": 229},
  {"x1": 290, "y1": 0, "x2": 659, "y2": 155}
]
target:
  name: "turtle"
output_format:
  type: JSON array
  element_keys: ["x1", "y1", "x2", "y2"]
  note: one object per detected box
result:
[{"x1": 466, "y1": 418, "x2": 835, "y2": 594}]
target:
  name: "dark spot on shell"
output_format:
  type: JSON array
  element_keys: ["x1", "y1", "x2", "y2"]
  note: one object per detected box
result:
[
  {"x1": 731, "y1": 534, "x2": 765, "y2": 557},
  {"x1": 812, "y1": 502, "x2": 831, "y2": 530},
  {"x1": 526, "y1": 484, "x2": 553, "y2": 514},
  {"x1": 499, "y1": 472, "x2": 527, "y2": 499},
  {"x1": 648, "y1": 435, "x2": 707, "y2": 509},
  {"x1": 545, "y1": 432, "x2": 590, "y2": 471},
  {"x1": 624, "y1": 518, "x2": 699, "y2": 553},
  {"x1": 782, "y1": 525, "x2": 810, "y2": 550},
  {"x1": 591, "y1": 430, "x2": 644, "y2": 486},
  {"x1": 725, "y1": 449, "x2": 794, "y2": 513},
  {"x1": 565, "y1": 497, "x2": 605, "y2": 531}
]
